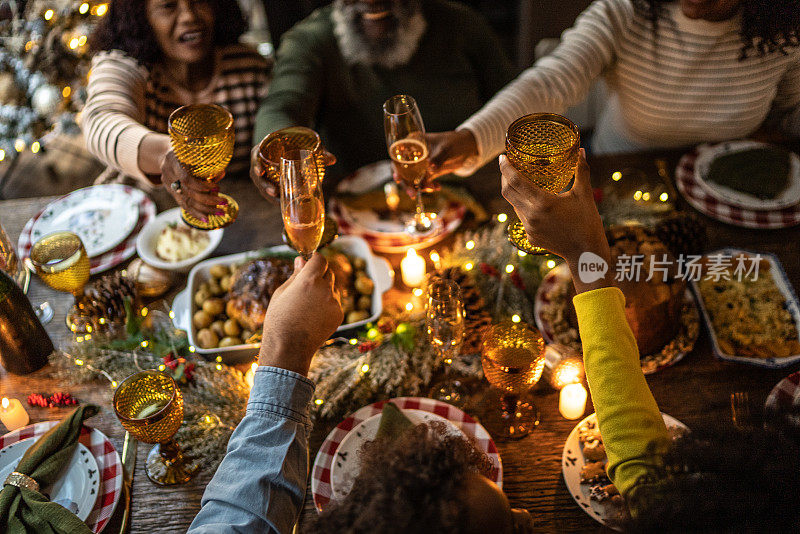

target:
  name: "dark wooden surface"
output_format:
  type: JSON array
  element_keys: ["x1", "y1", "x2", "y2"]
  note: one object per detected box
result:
[{"x1": 1, "y1": 150, "x2": 799, "y2": 533}]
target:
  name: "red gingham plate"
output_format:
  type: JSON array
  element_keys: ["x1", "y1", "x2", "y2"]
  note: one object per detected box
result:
[
  {"x1": 675, "y1": 146, "x2": 800, "y2": 229},
  {"x1": 311, "y1": 397, "x2": 502, "y2": 511},
  {"x1": 765, "y1": 372, "x2": 800, "y2": 416},
  {"x1": 17, "y1": 185, "x2": 156, "y2": 275},
  {"x1": 0, "y1": 421, "x2": 123, "y2": 533}
]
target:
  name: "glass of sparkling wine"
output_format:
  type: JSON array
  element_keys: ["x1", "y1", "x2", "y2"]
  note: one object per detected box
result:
[
  {"x1": 280, "y1": 149, "x2": 326, "y2": 260},
  {"x1": 28, "y1": 231, "x2": 90, "y2": 296},
  {"x1": 480, "y1": 321, "x2": 546, "y2": 439},
  {"x1": 114, "y1": 370, "x2": 197, "y2": 485},
  {"x1": 383, "y1": 94, "x2": 435, "y2": 235},
  {"x1": 505, "y1": 113, "x2": 580, "y2": 255},
  {"x1": 426, "y1": 277, "x2": 469, "y2": 407}
]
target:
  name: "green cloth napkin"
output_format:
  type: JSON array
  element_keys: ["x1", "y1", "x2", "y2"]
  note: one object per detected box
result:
[
  {"x1": 375, "y1": 402, "x2": 414, "y2": 442},
  {"x1": 0, "y1": 405, "x2": 99, "y2": 534}
]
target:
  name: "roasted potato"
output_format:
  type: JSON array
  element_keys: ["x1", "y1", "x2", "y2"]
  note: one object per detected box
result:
[{"x1": 197, "y1": 328, "x2": 219, "y2": 349}]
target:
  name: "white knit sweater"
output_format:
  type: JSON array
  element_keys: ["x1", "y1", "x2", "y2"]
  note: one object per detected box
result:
[{"x1": 458, "y1": 0, "x2": 800, "y2": 172}]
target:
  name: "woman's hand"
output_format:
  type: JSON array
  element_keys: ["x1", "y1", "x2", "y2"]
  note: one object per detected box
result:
[
  {"x1": 257, "y1": 253, "x2": 344, "y2": 376},
  {"x1": 160, "y1": 151, "x2": 226, "y2": 222},
  {"x1": 250, "y1": 144, "x2": 279, "y2": 200},
  {"x1": 500, "y1": 148, "x2": 611, "y2": 292}
]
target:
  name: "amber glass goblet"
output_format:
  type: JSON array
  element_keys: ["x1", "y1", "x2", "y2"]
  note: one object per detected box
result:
[
  {"x1": 168, "y1": 104, "x2": 237, "y2": 230},
  {"x1": 113, "y1": 371, "x2": 197, "y2": 485},
  {"x1": 257, "y1": 126, "x2": 336, "y2": 189},
  {"x1": 480, "y1": 322, "x2": 546, "y2": 440},
  {"x1": 505, "y1": 113, "x2": 580, "y2": 254},
  {"x1": 29, "y1": 231, "x2": 90, "y2": 296}
]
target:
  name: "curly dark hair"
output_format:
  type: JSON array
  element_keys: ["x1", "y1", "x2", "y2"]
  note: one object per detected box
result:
[
  {"x1": 633, "y1": 0, "x2": 800, "y2": 58},
  {"x1": 89, "y1": 0, "x2": 246, "y2": 66},
  {"x1": 627, "y1": 411, "x2": 800, "y2": 532},
  {"x1": 303, "y1": 422, "x2": 494, "y2": 534}
]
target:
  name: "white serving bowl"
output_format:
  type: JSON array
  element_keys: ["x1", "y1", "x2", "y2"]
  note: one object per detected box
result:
[
  {"x1": 136, "y1": 208, "x2": 224, "y2": 273},
  {"x1": 171, "y1": 235, "x2": 394, "y2": 364}
]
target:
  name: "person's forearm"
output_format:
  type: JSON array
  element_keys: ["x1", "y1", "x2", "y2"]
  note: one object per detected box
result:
[
  {"x1": 188, "y1": 367, "x2": 313, "y2": 534},
  {"x1": 137, "y1": 134, "x2": 171, "y2": 184},
  {"x1": 573, "y1": 288, "x2": 669, "y2": 496}
]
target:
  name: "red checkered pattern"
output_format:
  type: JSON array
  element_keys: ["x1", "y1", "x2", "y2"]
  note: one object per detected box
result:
[
  {"x1": 765, "y1": 372, "x2": 800, "y2": 413},
  {"x1": 311, "y1": 397, "x2": 502, "y2": 512},
  {"x1": 1, "y1": 421, "x2": 123, "y2": 533},
  {"x1": 675, "y1": 148, "x2": 800, "y2": 229},
  {"x1": 330, "y1": 199, "x2": 467, "y2": 253},
  {"x1": 17, "y1": 185, "x2": 156, "y2": 275}
]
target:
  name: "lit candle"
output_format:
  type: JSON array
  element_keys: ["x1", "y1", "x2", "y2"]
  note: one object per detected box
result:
[
  {"x1": 244, "y1": 362, "x2": 258, "y2": 388},
  {"x1": 559, "y1": 383, "x2": 588, "y2": 420},
  {"x1": 401, "y1": 248, "x2": 426, "y2": 287},
  {"x1": 1, "y1": 397, "x2": 29, "y2": 431}
]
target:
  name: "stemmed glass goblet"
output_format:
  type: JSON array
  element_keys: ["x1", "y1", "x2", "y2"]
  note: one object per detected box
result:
[
  {"x1": 480, "y1": 321, "x2": 546, "y2": 439},
  {"x1": 505, "y1": 113, "x2": 580, "y2": 255},
  {"x1": 257, "y1": 126, "x2": 336, "y2": 191},
  {"x1": 280, "y1": 149, "x2": 326, "y2": 260},
  {"x1": 383, "y1": 94, "x2": 436, "y2": 236},
  {"x1": 426, "y1": 277, "x2": 469, "y2": 407},
  {"x1": 113, "y1": 370, "x2": 197, "y2": 485},
  {"x1": 168, "y1": 104, "x2": 237, "y2": 230}
]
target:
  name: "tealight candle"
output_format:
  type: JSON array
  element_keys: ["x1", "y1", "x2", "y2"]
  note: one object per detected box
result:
[
  {"x1": 244, "y1": 362, "x2": 258, "y2": 388},
  {"x1": 559, "y1": 383, "x2": 588, "y2": 420},
  {"x1": 401, "y1": 248, "x2": 426, "y2": 287},
  {"x1": 1, "y1": 397, "x2": 29, "y2": 431}
]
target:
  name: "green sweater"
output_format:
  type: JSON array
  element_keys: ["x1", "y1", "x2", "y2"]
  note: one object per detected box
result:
[{"x1": 254, "y1": 0, "x2": 514, "y2": 182}]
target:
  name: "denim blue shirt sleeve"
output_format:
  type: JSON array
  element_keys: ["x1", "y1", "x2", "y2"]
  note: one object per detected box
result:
[{"x1": 187, "y1": 366, "x2": 314, "y2": 534}]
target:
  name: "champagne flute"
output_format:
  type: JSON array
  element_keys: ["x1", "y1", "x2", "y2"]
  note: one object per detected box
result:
[
  {"x1": 426, "y1": 277, "x2": 469, "y2": 407},
  {"x1": 383, "y1": 94, "x2": 435, "y2": 236},
  {"x1": 113, "y1": 370, "x2": 197, "y2": 485},
  {"x1": 480, "y1": 322, "x2": 546, "y2": 440},
  {"x1": 168, "y1": 104, "x2": 237, "y2": 230},
  {"x1": 505, "y1": 113, "x2": 580, "y2": 255},
  {"x1": 280, "y1": 149, "x2": 326, "y2": 260}
]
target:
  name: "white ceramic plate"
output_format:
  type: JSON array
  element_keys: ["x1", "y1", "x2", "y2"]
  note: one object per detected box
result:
[
  {"x1": 562, "y1": 412, "x2": 688, "y2": 530},
  {"x1": 694, "y1": 141, "x2": 800, "y2": 210},
  {"x1": 171, "y1": 235, "x2": 394, "y2": 363},
  {"x1": 329, "y1": 409, "x2": 466, "y2": 500},
  {"x1": 30, "y1": 185, "x2": 142, "y2": 258},
  {"x1": 0, "y1": 438, "x2": 99, "y2": 521},
  {"x1": 136, "y1": 208, "x2": 224, "y2": 273}
]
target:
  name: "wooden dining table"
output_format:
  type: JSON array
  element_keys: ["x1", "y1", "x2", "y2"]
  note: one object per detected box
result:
[{"x1": 1, "y1": 148, "x2": 798, "y2": 533}]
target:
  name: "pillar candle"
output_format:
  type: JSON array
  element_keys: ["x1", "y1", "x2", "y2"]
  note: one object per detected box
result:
[
  {"x1": 1, "y1": 397, "x2": 29, "y2": 431},
  {"x1": 401, "y1": 249, "x2": 426, "y2": 287},
  {"x1": 559, "y1": 383, "x2": 588, "y2": 420}
]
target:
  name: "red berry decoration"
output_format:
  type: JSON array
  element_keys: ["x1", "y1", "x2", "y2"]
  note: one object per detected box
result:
[{"x1": 27, "y1": 392, "x2": 79, "y2": 408}]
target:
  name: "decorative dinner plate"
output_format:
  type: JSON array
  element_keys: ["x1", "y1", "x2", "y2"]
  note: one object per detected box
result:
[
  {"x1": 0, "y1": 438, "x2": 99, "y2": 521},
  {"x1": 330, "y1": 161, "x2": 466, "y2": 253},
  {"x1": 693, "y1": 141, "x2": 800, "y2": 211},
  {"x1": 0, "y1": 422, "x2": 123, "y2": 533},
  {"x1": 690, "y1": 248, "x2": 800, "y2": 369},
  {"x1": 765, "y1": 371, "x2": 800, "y2": 426},
  {"x1": 30, "y1": 185, "x2": 142, "y2": 258},
  {"x1": 675, "y1": 150, "x2": 800, "y2": 229},
  {"x1": 19, "y1": 186, "x2": 156, "y2": 275},
  {"x1": 562, "y1": 412, "x2": 688, "y2": 531},
  {"x1": 312, "y1": 397, "x2": 502, "y2": 511},
  {"x1": 534, "y1": 263, "x2": 700, "y2": 374},
  {"x1": 329, "y1": 409, "x2": 466, "y2": 500}
]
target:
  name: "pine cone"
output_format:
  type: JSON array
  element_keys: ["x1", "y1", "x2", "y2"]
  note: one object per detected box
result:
[
  {"x1": 434, "y1": 267, "x2": 491, "y2": 354},
  {"x1": 68, "y1": 272, "x2": 137, "y2": 334},
  {"x1": 653, "y1": 212, "x2": 709, "y2": 258}
]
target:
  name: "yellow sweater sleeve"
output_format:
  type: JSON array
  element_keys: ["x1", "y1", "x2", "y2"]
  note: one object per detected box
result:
[{"x1": 573, "y1": 287, "x2": 670, "y2": 496}]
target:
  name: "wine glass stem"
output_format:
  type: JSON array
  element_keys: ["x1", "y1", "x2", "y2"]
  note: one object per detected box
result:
[
  {"x1": 499, "y1": 393, "x2": 519, "y2": 417},
  {"x1": 159, "y1": 438, "x2": 181, "y2": 463},
  {"x1": 413, "y1": 185, "x2": 428, "y2": 231}
]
